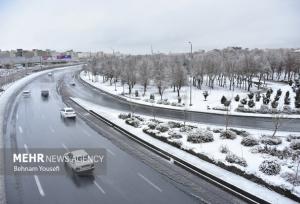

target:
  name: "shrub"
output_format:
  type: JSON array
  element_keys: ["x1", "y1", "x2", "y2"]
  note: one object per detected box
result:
[
  {"x1": 168, "y1": 121, "x2": 182, "y2": 128},
  {"x1": 234, "y1": 94, "x2": 240, "y2": 102},
  {"x1": 282, "y1": 105, "x2": 292, "y2": 114},
  {"x1": 271, "y1": 100, "x2": 278, "y2": 109},
  {"x1": 223, "y1": 100, "x2": 231, "y2": 107},
  {"x1": 203, "y1": 91, "x2": 209, "y2": 101},
  {"x1": 170, "y1": 140, "x2": 183, "y2": 148},
  {"x1": 135, "y1": 90, "x2": 139, "y2": 97},
  {"x1": 179, "y1": 126, "x2": 194, "y2": 132},
  {"x1": 241, "y1": 136, "x2": 259, "y2": 146},
  {"x1": 149, "y1": 118, "x2": 162, "y2": 123},
  {"x1": 162, "y1": 100, "x2": 170, "y2": 105},
  {"x1": 262, "y1": 95, "x2": 270, "y2": 105},
  {"x1": 236, "y1": 103, "x2": 244, "y2": 111},
  {"x1": 178, "y1": 97, "x2": 182, "y2": 103},
  {"x1": 155, "y1": 123, "x2": 170, "y2": 132},
  {"x1": 260, "y1": 136, "x2": 282, "y2": 145},
  {"x1": 157, "y1": 100, "x2": 163, "y2": 104},
  {"x1": 281, "y1": 171, "x2": 300, "y2": 186},
  {"x1": 295, "y1": 88, "x2": 300, "y2": 108},
  {"x1": 219, "y1": 144, "x2": 229, "y2": 154},
  {"x1": 253, "y1": 145, "x2": 292, "y2": 159},
  {"x1": 287, "y1": 135, "x2": 300, "y2": 142},
  {"x1": 276, "y1": 89, "x2": 282, "y2": 97},
  {"x1": 225, "y1": 153, "x2": 247, "y2": 167},
  {"x1": 248, "y1": 92, "x2": 254, "y2": 99},
  {"x1": 240, "y1": 98, "x2": 247, "y2": 105},
  {"x1": 290, "y1": 139, "x2": 300, "y2": 150},
  {"x1": 248, "y1": 99, "x2": 255, "y2": 108},
  {"x1": 150, "y1": 94, "x2": 155, "y2": 100},
  {"x1": 143, "y1": 127, "x2": 161, "y2": 138},
  {"x1": 266, "y1": 88, "x2": 273, "y2": 98},
  {"x1": 118, "y1": 113, "x2": 131, "y2": 120},
  {"x1": 213, "y1": 128, "x2": 222, "y2": 133},
  {"x1": 221, "y1": 96, "x2": 227, "y2": 104},
  {"x1": 255, "y1": 93, "x2": 261, "y2": 102},
  {"x1": 229, "y1": 128, "x2": 250, "y2": 137},
  {"x1": 171, "y1": 102, "x2": 177, "y2": 106},
  {"x1": 220, "y1": 130, "x2": 237, "y2": 140},
  {"x1": 259, "y1": 104, "x2": 270, "y2": 114},
  {"x1": 168, "y1": 131, "x2": 183, "y2": 139},
  {"x1": 259, "y1": 160, "x2": 281, "y2": 175},
  {"x1": 284, "y1": 91, "x2": 290, "y2": 105},
  {"x1": 125, "y1": 117, "x2": 140, "y2": 128},
  {"x1": 147, "y1": 121, "x2": 157, "y2": 129},
  {"x1": 187, "y1": 129, "x2": 214, "y2": 143}
]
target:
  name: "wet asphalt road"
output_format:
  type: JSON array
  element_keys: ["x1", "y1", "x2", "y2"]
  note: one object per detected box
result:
[
  {"x1": 4, "y1": 67, "x2": 246, "y2": 204},
  {"x1": 70, "y1": 71, "x2": 300, "y2": 132}
]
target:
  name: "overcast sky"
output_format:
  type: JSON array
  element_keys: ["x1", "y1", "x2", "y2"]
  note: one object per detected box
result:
[{"x1": 0, "y1": 0, "x2": 299, "y2": 54}]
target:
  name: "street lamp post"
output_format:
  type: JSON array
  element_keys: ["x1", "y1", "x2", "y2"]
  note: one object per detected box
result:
[
  {"x1": 188, "y1": 41, "x2": 193, "y2": 106},
  {"x1": 189, "y1": 75, "x2": 192, "y2": 106}
]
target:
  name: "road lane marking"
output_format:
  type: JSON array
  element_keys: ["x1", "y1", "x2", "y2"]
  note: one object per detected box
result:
[
  {"x1": 18, "y1": 126, "x2": 23, "y2": 134},
  {"x1": 137, "y1": 173, "x2": 162, "y2": 192},
  {"x1": 106, "y1": 148, "x2": 115, "y2": 156},
  {"x1": 16, "y1": 113, "x2": 19, "y2": 120},
  {"x1": 34, "y1": 175, "x2": 45, "y2": 197},
  {"x1": 24, "y1": 144, "x2": 29, "y2": 153},
  {"x1": 23, "y1": 144, "x2": 45, "y2": 197},
  {"x1": 82, "y1": 130, "x2": 91, "y2": 137},
  {"x1": 93, "y1": 181, "x2": 106, "y2": 194},
  {"x1": 61, "y1": 143, "x2": 69, "y2": 152},
  {"x1": 49, "y1": 126, "x2": 55, "y2": 133}
]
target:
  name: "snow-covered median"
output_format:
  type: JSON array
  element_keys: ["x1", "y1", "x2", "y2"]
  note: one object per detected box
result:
[
  {"x1": 80, "y1": 71, "x2": 300, "y2": 119},
  {"x1": 71, "y1": 97, "x2": 299, "y2": 204}
]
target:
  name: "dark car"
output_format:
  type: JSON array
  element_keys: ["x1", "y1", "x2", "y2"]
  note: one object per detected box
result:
[{"x1": 41, "y1": 90, "x2": 49, "y2": 98}]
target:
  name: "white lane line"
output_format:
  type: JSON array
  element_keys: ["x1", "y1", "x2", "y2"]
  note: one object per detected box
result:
[
  {"x1": 49, "y1": 126, "x2": 55, "y2": 133},
  {"x1": 18, "y1": 126, "x2": 23, "y2": 134},
  {"x1": 61, "y1": 143, "x2": 69, "y2": 152},
  {"x1": 16, "y1": 113, "x2": 19, "y2": 120},
  {"x1": 106, "y1": 148, "x2": 115, "y2": 156},
  {"x1": 93, "y1": 181, "x2": 106, "y2": 194},
  {"x1": 137, "y1": 173, "x2": 162, "y2": 192},
  {"x1": 24, "y1": 144, "x2": 45, "y2": 197},
  {"x1": 24, "y1": 144, "x2": 29, "y2": 153},
  {"x1": 34, "y1": 175, "x2": 45, "y2": 197},
  {"x1": 82, "y1": 130, "x2": 91, "y2": 137}
]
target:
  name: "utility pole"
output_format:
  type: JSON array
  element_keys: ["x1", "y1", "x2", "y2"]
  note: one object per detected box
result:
[{"x1": 188, "y1": 41, "x2": 193, "y2": 106}]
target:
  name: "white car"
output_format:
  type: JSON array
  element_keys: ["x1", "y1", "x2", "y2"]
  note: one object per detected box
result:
[
  {"x1": 60, "y1": 107, "x2": 76, "y2": 119},
  {"x1": 48, "y1": 72, "x2": 53, "y2": 76},
  {"x1": 64, "y1": 150, "x2": 94, "y2": 174},
  {"x1": 22, "y1": 90, "x2": 31, "y2": 97}
]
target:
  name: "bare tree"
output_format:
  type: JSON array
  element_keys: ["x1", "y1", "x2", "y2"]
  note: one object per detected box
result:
[{"x1": 153, "y1": 56, "x2": 169, "y2": 100}]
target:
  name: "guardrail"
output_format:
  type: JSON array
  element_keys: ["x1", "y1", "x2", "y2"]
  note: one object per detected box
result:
[
  {"x1": 0, "y1": 63, "x2": 83, "y2": 89},
  {"x1": 68, "y1": 97, "x2": 269, "y2": 204}
]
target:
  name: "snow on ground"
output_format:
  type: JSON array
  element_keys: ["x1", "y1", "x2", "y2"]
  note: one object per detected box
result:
[
  {"x1": 80, "y1": 71, "x2": 300, "y2": 118},
  {"x1": 72, "y1": 96, "x2": 299, "y2": 204}
]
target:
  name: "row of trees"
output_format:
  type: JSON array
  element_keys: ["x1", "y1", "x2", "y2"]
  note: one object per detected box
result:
[{"x1": 85, "y1": 48, "x2": 300, "y2": 100}]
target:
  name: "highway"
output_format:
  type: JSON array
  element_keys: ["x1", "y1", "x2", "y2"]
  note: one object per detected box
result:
[{"x1": 4, "y1": 67, "x2": 246, "y2": 204}]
